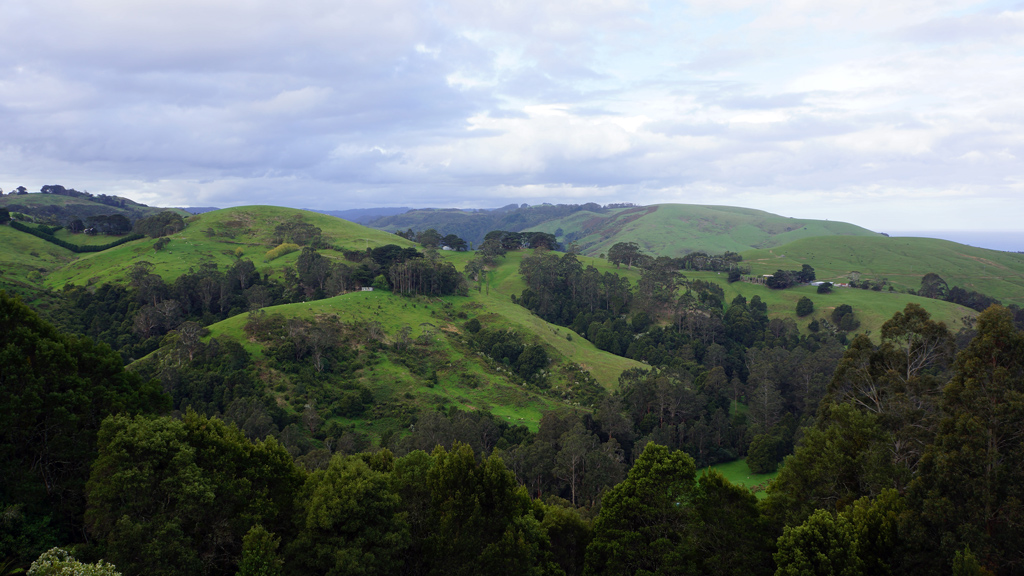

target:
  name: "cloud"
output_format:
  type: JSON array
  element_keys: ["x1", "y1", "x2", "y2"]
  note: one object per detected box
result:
[{"x1": 0, "y1": 0, "x2": 1022, "y2": 232}]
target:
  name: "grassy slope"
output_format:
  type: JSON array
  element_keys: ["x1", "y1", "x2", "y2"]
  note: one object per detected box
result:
[
  {"x1": 528, "y1": 204, "x2": 879, "y2": 257},
  {"x1": 703, "y1": 270, "x2": 975, "y2": 337},
  {"x1": 40, "y1": 205, "x2": 642, "y2": 392},
  {"x1": 62, "y1": 206, "x2": 645, "y2": 431},
  {"x1": 463, "y1": 251, "x2": 646, "y2": 388},
  {"x1": 742, "y1": 235, "x2": 1024, "y2": 307},
  {"x1": 0, "y1": 193, "x2": 190, "y2": 220},
  {"x1": 0, "y1": 225, "x2": 79, "y2": 293},
  {"x1": 203, "y1": 291, "x2": 566, "y2": 432},
  {"x1": 704, "y1": 458, "x2": 780, "y2": 499},
  {"x1": 45, "y1": 206, "x2": 412, "y2": 287}
]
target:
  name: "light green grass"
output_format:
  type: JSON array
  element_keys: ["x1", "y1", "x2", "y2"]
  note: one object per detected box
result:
[
  {"x1": 742, "y1": 235, "x2": 1024, "y2": 307},
  {"x1": 698, "y1": 271, "x2": 977, "y2": 338},
  {"x1": 463, "y1": 251, "x2": 646, "y2": 389},
  {"x1": 702, "y1": 458, "x2": 779, "y2": 499},
  {"x1": 202, "y1": 289, "x2": 568, "y2": 431},
  {"x1": 527, "y1": 204, "x2": 878, "y2": 258},
  {"x1": 0, "y1": 225, "x2": 79, "y2": 289},
  {"x1": 44, "y1": 206, "x2": 416, "y2": 287}
]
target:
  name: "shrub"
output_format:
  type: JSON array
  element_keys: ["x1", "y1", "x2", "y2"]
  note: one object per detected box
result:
[
  {"x1": 795, "y1": 296, "x2": 814, "y2": 317},
  {"x1": 28, "y1": 547, "x2": 121, "y2": 576},
  {"x1": 264, "y1": 243, "x2": 300, "y2": 261}
]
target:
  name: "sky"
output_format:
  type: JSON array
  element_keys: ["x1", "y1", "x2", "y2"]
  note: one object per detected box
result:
[{"x1": 2, "y1": 0, "x2": 1023, "y2": 233}]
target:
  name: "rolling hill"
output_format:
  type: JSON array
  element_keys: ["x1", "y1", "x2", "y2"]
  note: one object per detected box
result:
[
  {"x1": 4, "y1": 205, "x2": 645, "y2": 433},
  {"x1": 524, "y1": 204, "x2": 880, "y2": 257},
  {"x1": 740, "y1": 235, "x2": 1024, "y2": 307},
  {"x1": 1, "y1": 190, "x2": 189, "y2": 224},
  {"x1": 367, "y1": 202, "x2": 882, "y2": 257},
  {"x1": 1, "y1": 200, "x2": 1010, "y2": 441}
]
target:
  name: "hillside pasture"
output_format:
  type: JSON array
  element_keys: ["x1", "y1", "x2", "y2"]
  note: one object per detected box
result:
[
  {"x1": 44, "y1": 206, "x2": 416, "y2": 288},
  {"x1": 203, "y1": 289, "x2": 569, "y2": 431},
  {"x1": 703, "y1": 458, "x2": 780, "y2": 500},
  {"x1": 526, "y1": 204, "x2": 878, "y2": 258},
  {"x1": 742, "y1": 235, "x2": 1024, "y2": 307}
]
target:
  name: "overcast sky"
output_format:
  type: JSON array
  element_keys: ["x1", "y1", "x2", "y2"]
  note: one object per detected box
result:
[{"x1": 2, "y1": 0, "x2": 1023, "y2": 232}]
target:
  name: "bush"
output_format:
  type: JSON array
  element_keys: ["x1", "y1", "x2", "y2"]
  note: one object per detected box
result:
[
  {"x1": 795, "y1": 296, "x2": 814, "y2": 317},
  {"x1": 264, "y1": 243, "x2": 301, "y2": 261},
  {"x1": 28, "y1": 547, "x2": 121, "y2": 576},
  {"x1": 816, "y1": 282, "x2": 832, "y2": 294}
]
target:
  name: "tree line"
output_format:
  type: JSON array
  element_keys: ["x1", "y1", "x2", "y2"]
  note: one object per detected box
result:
[{"x1": 6, "y1": 289, "x2": 1024, "y2": 574}]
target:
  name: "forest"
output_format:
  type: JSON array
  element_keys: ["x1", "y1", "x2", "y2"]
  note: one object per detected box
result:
[{"x1": 3, "y1": 211, "x2": 1024, "y2": 576}]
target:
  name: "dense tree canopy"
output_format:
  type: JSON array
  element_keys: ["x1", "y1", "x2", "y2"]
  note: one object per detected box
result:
[{"x1": 0, "y1": 291, "x2": 168, "y2": 567}]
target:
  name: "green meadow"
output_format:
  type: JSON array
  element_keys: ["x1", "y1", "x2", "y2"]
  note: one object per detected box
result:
[
  {"x1": 704, "y1": 458, "x2": 780, "y2": 500},
  {"x1": 527, "y1": 203, "x2": 878, "y2": 257},
  {"x1": 699, "y1": 271, "x2": 976, "y2": 338},
  {"x1": 742, "y1": 235, "x2": 1024, "y2": 307}
]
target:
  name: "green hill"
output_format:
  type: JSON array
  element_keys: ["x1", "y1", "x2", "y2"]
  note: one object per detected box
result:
[
  {"x1": 700, "y1": 270, "x2": 976, "y2": 337},
  {"x1": 526, "y1": 204, "x2": 880, "y2": 257},
  {"x1": 44, "y1": 206, "x2": 411, "y2": 288},
  {"x1": 23, "y1": 205, "x2": 643, "y2": 433},
  {"x1": 741, "y1": 235, "x2": 1024, "y2": 307},
  {"x1": 0, "y1": 191, "x2": 188, "y2": 224},
  {"x1": 0, "y1": 202, "x2": 1012, "y2": 429}
]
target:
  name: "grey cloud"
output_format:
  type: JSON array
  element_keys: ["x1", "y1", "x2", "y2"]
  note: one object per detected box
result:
[
  {"x1": 896, "y1": 11, "x2": 1024, "y2": 44},
  {"x1": 716, "y1": 93, "x2": 808, "y2": 110}
]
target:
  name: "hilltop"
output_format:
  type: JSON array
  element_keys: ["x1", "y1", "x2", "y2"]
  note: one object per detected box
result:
[
  {"x1": 741, "y1": 235, "x2": 1024, "y2": 307},
  {"x1": 1, "y1": 189, "x2": 189, "y2": 224},
  {"x1": 367, "y1": 202, "x2": 881, "y2": 256},
  {"x1": 1, "y1": 205, "x2": 644, "y2": 434},
  {"x1": 527, "y1": 204, "x2": 879, "y2": 257}
]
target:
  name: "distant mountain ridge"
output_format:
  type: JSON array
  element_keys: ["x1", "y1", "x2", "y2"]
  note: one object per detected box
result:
[
  {"x1": 367, "y1": 202, "x2": 881, "y2": 256},
  {"x1": 311, "y1": 206, "x2": 413, "y2": 224}
]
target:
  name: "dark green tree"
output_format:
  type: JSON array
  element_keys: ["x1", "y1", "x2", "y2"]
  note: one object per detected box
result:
[
  {"x1": 585, "y1": 443, "x2": 699, "y2": 576},
  {"x1": 747, "y1": 434, "x2": 781, "y2": 474},
  {"x1": 908, "y1": 305, "x2": 1024, "y2": 573},
  {"x1": 288, "y1": 454, "x2": 409, "y2": 576},
  {"x1": 918, "y1": 273, "x2": 949, "y2": 300},
  {"x1": 0, "y1": 291, "x2": 168, "y2": 568},
  {"x1": 85, "y1": 412, "x2": 304, "y2": 576},
  {"x1": 425, "y1": 443, "x2": 549, "y2": 576},
  {"x1": 606, "y1": 242, "x2": 643, "y2": 269},
  {"x1": 693, "y1": 470, "x2": 774, "y2": 576},
  {"x1": 796, "y1": 296, "x2": 814, "y2": 317},
  {"x1": 416, "y1": 228, "x2": 442, "y2": 248},
  {"x1": 236, "y1": 525, "x2": 283, "y2": 576},
  {"x1": 774, "y1": 509, "x2": 863, "y2": 576},
  {"x1": 763, "y1": 403, "x2": 893, "y2": 527}
]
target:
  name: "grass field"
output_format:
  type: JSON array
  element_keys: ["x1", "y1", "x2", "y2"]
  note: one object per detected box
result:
[
  {"x1": 526, "y1": 203, "x2": 879, "y2": 258},
  {"x1": 202, "y1": 289, "x2": 577, "y2": 431},
  {"x1": 696, "y1": 271, "x2": 977, "y2": 338},
  {"x1": 703, "y1": 458, "x2": 780, "y2": 499},
  {"x1": 742, "y1": 235, "x2": 1024, "y2": 306},
  {"x1": 44, "y1": 206, "x2": 415, "y2": 287}
]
